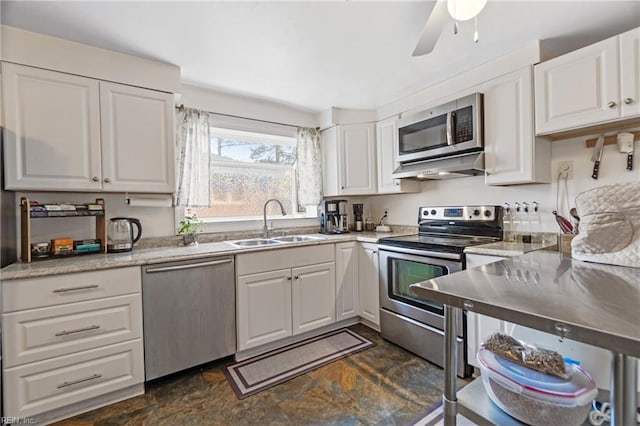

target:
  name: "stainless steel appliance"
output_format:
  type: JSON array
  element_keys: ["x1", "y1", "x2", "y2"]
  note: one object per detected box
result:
[
  {"x1": 393, "y1": 93, "x2": 484, "y2": 179},
  {"x1": 107, "y1": 217, "x2": 142, "y2": 252},
  {"x1": 378, "y1": 205, "x2": 503, "y2": 377},
  {"x1": 142, "y1": 256, "x2": 236, "y2": 381},
  {"x1": 320, "y1": 200, "x2": 349, "y2": 234}
]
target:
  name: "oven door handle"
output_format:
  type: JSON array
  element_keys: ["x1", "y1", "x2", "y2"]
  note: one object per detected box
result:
[{"x1": 378, "y1": 245, "x2": 461, "y2": 261}]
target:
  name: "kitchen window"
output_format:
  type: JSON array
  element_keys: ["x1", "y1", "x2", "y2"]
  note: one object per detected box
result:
[{"x1": 187, "y1": 127, "x2": 313, "y2": 227}]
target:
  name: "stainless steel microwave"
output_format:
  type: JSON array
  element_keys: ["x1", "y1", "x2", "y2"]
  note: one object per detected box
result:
[{"x1": 397, "y1": 93, "x2": 483, "y2": 164}]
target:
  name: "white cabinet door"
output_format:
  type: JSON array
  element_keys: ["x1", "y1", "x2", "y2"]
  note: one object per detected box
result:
[
  {"x1": 535, "y1": 37, "x2": 620, "y2": 134},
  {"x1": 620, "y1": 27, "x2": 640, "y2": 117},
  {"x1": 376, "y1": 117, "x2": 420, "y2": 194},
  {"x1": 100, "y1": 82, "x2": 175, "y2": 193},
  {"x1": 237, "y1": 269, "x2": 292, "y2": 351},
  {"x1": 339, "y1": 123, "x2": 377, "y2": 195},
  {"x1": 292, "y1": 262, "x2": 336, "y2": 335},
  {"x1": 485, "y1": 68, "x2": 550, "y2": 185},
  {"x1": 321, "y1": 126, "x2": 340, "y2": 197},
  {"x1": 335, "y1": 242, "x2": 359, "y2": 321},
  {"x1": 2, "y1": 63, "x2": 102, "y2": 191},
  {"x1": 358, "y1": 243, "x2": 380, "y2": 326},
  {"x1": 465, "y1": 253, "x2": 506, "y2": 367}
]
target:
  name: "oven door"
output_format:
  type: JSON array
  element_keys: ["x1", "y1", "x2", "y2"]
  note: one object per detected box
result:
[{"x1": 379, "y1": 245, "x2": 464, "y2": 336}]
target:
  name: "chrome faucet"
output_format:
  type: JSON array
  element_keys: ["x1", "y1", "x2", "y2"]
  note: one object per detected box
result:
[{"x1": 263, "y1": 199, "x2": 287, "y2": 238}]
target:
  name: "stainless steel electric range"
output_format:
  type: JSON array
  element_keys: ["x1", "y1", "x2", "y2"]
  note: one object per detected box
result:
[{"x1": 378, "y1": 205, "x2": 503, "y2": 378}]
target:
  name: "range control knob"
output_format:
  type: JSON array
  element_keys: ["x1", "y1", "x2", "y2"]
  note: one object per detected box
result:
[
  {"x1": 484, "y1": 210, "x2": 492, "y2": 217},
  {"x1": 472, "y1": 209, "x2": 480, "y2": 216},
  {"x1": 430, "y1": 209, "x2": 437, "y2": 216}
]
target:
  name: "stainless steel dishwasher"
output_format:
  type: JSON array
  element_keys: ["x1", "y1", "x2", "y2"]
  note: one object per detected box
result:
[{"x1": 142, "y1": 256, "x2": 236, "y2": 381}]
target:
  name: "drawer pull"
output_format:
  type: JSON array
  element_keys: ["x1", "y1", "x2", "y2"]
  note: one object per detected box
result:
[
  {"x1": 55, "y1": 324, "x2": 101, "y2": 337},
  {"x1": 57, "y1": 373, "x2": 102, "y2": 389},
  {"x1": 53, "y1": 284, "x2": 99, "y2": 293}
]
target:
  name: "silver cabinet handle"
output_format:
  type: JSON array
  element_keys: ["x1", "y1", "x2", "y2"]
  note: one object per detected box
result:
[
  {"x1": 57, "y1": 373, "x2": 102, "y2": 389},
  {"x1": 53, "y1": 284, "x2": 99, "y2": 293},
  {"x1": 607, "y1": 101, "x2": 617, "y2": 108},
  {"x1": 103, "y1": 177, "x2": 111, "y2": 183},
  {"x1": 624, "y1": 97, "x2": 634, "y2": 104},
  {"x1": 92, "y1": 176, "x2": 99, "y2": 182},
  {"x1": 373, "y1": 251, "x2": 378, "y2": 254},
  {"x1": 294, "y1": 275, "x2": 299, "y2": 279},
  {"x1": 146, "y1": 258, "x2": 232, "y2": 273},
  {"x1": 55, "y1": 324, "x2": 101, "y2": 337},
  {"x1": 287, "y1": 276, "x2": 292, "y2": 281}
]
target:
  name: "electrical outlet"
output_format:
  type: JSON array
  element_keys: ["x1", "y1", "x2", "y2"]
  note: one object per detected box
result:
[{"x1": 557, "y1": 161, "x2": 573, "y2": 179}]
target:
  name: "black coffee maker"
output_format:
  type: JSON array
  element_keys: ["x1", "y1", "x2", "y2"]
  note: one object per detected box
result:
[{"x1": 320, "y1": 200, "x2": 349, "y2": 234}]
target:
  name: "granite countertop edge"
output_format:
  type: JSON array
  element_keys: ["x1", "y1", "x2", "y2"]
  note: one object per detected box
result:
[
  {"x1": 1, "y1": 231, "x2": 412, "y2": 280},
  {"x1": 464, "y1": 241, "x2": 557, "y2": 257}
]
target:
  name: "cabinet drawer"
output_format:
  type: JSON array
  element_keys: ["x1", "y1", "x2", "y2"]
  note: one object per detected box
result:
[
  {"x1": 3, "y1": 294, "x2": 142, "y2": 367},
  {"x1": 3, "y1": 267, "x2": 141, "y2": 312},
  {"x1": 237, "y1": 244, "x2": 334, "y2": 275},
  {"x1": 4, "y1": 339, "x2": 143, "y2": 419}
]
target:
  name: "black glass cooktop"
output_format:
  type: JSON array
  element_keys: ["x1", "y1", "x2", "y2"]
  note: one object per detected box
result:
[{"x1": 378, "y1": 233, "x2": 500, "y2": 254}]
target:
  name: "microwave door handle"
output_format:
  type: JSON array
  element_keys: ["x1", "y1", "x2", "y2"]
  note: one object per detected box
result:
[{"x1": 446, "y1": 111, "x2": 454, "y2": 146}]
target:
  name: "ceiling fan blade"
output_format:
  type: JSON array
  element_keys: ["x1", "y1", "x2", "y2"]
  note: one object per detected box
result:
[{"x1": 412, "y1": 0, "x2": 450, "y2": 57}]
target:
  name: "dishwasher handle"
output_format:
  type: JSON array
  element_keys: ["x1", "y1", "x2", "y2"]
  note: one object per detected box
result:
[{"x1": 145, "y1": 258, "x2": 233, "y2": 273}]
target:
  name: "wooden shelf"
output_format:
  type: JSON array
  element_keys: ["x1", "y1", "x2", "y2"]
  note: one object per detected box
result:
[
  {"x1": 585, "y1": 131, "x2": 640, "y2": 148},
  {"x1": 21, "y1": 197, "x2": 107, "y2": 263}
]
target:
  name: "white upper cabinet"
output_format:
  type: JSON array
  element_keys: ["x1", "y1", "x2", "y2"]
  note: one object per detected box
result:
[
  {"x1": 99, "y1": 82, "x2": 175, "y2": 193},
  {"x1": 375, "y1": 117, "x2": 420, "y2": 194},
  {"x1": 620, "y1": 27, "x2": 640, "y2": 117},
  {"x1": 2, "y1": 63, "x2": 175, "y2": 193},
  {"x1": 484, "y1": 67, "x2": 550, "y2": 185},
  {"x1": 2, "y1": 63, "x2": 103, "y2": 191},
  {"x1": 535, "y1": 27, "x2": 640, "y2": 134},
  {"x1": 322, "y1": 123, "x2": 377, "y2": 196}
]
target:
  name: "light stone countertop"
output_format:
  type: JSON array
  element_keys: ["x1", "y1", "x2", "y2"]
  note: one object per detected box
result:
[
  {"x1": 0, "y1": 230, "x2": 413, "y2": 280},
  {"x1": 463, "y1": 240, "x2": 557, "y2": 257}
]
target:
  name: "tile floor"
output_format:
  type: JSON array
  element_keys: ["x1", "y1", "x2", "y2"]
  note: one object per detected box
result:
[{"x1": 53, "y1": 324, "x2": 467, "y2": 426}]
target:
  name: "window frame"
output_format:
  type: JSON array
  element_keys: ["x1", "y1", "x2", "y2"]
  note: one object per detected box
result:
[{"x1": 174, "y1": 121, "x2": 319, "y2": 235}]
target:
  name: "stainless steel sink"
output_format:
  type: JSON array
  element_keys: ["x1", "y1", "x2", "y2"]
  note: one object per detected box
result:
[
  {"x1": 274, "y1": 235, "x2": 327, "y2": 243},
  {"x1": 226, "y1": 238, "x2": 284, "y2": 248}
]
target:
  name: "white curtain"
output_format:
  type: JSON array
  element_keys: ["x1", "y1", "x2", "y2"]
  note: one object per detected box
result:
[
  {"x1": 175, "y1": 107, "x2": 211, "y2": 207},
  {"x1": 295, "y1": 127, "x2": 322, "y2": 207}
]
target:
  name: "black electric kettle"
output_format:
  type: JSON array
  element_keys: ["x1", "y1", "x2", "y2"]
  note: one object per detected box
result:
[{"x1": 107, "y1": 217, "x2": 142, "y2": 253}]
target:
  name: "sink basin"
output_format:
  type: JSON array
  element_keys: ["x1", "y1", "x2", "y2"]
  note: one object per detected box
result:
[
  {"x1": 226, "y1": 238, "x2": 284, "y2": 248},
  {"x1": 274, "y1": 235, "x2": 327, "y2": 243}
]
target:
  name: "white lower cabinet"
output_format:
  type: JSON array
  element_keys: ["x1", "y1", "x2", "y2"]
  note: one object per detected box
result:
[
  {"x1": 335, "y1": 242, "x2": 359, "y2": 321},
  {"x1": 236, "y1": 269, "x2": 293, "y2": 351},
  {"x1": 5, "y1": 340, "x2": 144, "y2": 419},
  {"x1": 236, "y1": 245, "x2": 336, "y2": 351},
  {"x1": 465, "y1": 254, "x2": 506, "y2": 367},
  {"x1": 1, "y1": 267, "x2": 144, "y2": 420},
  {"x1": 358, "y1": 243, "x2": 380, "y2": 326},
  {"x1": 292, "y1": 263, "x2": 336, "y2": 335}
]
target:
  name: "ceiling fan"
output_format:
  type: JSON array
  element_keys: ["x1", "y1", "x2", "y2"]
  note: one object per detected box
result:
[{"x1": 413, "y1": 0, "x2": 488, "y2": 56}]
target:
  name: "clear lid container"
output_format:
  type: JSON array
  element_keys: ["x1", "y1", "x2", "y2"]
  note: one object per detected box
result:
[{"x1": 477, "y1": 347, "x2": 598, "y2": 407}]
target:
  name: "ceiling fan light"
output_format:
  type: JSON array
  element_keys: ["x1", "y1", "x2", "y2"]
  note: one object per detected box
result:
[{"x1": 447, "y1": 0, "x2": 487, "y2": 21}]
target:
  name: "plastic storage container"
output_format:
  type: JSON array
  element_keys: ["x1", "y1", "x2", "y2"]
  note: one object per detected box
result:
[{"x1": 477, "y1": 347, "x2": 597, "y2": 426}]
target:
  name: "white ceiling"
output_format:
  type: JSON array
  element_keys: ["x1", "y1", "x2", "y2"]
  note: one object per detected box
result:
[{"x1": 2, "y1": 1, "x2": 640, "y2": 112}]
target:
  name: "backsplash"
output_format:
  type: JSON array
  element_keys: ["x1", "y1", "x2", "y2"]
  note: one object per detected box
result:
[{"x1": 362, "y1": 132, "x2": 639, "y2": 232}]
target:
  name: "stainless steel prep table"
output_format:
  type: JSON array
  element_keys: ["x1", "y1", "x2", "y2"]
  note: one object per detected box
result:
[{"x1": 410, "y1": 250, "x2": 640, "y2": 426}]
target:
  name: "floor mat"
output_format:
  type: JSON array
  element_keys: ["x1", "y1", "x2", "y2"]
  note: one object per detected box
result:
[{"x1": 224, "y1": 328, "x2": 374, "y2": 399}]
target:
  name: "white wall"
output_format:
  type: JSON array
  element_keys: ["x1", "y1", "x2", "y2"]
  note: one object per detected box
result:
[
  {"x1": 17, "y1": 192, "x2": 175, "y2": 243},
  {"x1": 362, "y1": 133, "x2": 640, "y2": 231}
]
